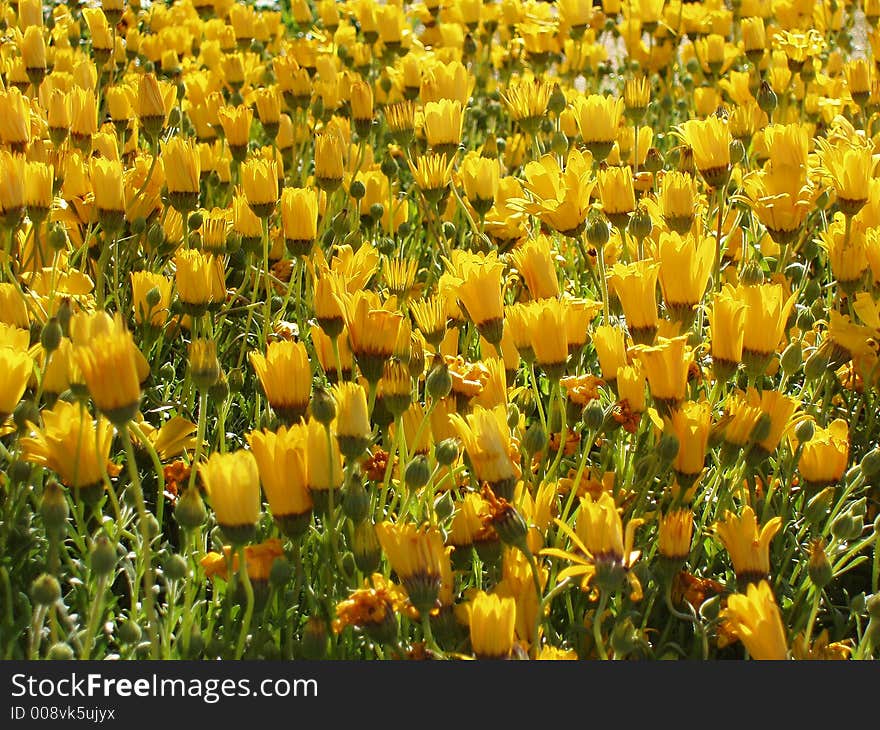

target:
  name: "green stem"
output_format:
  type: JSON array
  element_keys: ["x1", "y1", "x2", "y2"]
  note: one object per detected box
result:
[
  {"x1": 120, "y1": 427, "x2": 160, "y2": 659},
  {"x1": 235, "y1": 545, "x2": 254, "y2": 659}
]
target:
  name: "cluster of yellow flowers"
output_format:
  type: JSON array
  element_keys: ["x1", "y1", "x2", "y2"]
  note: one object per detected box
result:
[{"x1": 2, "y1": 0, "x2": 880, "y2": 662}]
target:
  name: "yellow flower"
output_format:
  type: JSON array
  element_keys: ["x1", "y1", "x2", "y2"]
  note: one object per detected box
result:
[
  {"x1": 424, "y1": 98, "x2": 463, "y2": 156},
  {"x1": 0, "y1": 88, "x2": 30, "y2": 149},
  {"x1": 792, "y1": 418, "x2": 850, "y2": 487},
  {"x1": 408, "y1": 152, "x2": 454, "y2": 200},
  {"x1": 572, "y1": 94, "x2": 624, "y2": 159},
  {"x1": 89, "y1": 157, "x2": 125, "y2": 214},
  {"x1": 593, "y1": 324, "x2": 629, "y2": 381},
  {"x1": 630, "y1": 334, "x2": 693, "y2": 410},
  {"x1": 350, "y1": 79, "x2": 374, "y2": 125},
  {"x1": 21, "y1": 25, "x2": 46, "y2": 71},
  {"x1": 200, "y1": 450, "x2": 262, "y2": 543},
  {"x1": 280, "y1": 187, "x2": 319, "y2": 255},
  {"x1": 502, "y1": 75, "x2": 553, "y2": 133},
  {"x1": 677, "y1": 116, "x2": 731, "y2": 186},
  {"x1": 721, "y1": 580, "x2": 789, "y2": 660},
  {"x1": 714, "y1": 506, "x2": 781, "y2": 585},
  {"x1": 666, "y1": 400, "x2": 712, "y2": 478},
  {"x1": 466, "y1": 591, "x2": 517, "y2": 659},
  {"x1": 305, "y1": 417, "x2": 343, "y2": 496},
  {"x1": 218, "y1": 104, "x2": 254, "y2": 154},
  {"x1": 0, "y1": 347, "x2": 32, "y2": 419},
  {"x1": 509, "y1": 235, "x2": 560, "y2": 301},
  {"x1": 817, "y1": 141, "x2": 873, "y2": 215},
  {"x1": 658, "y1": 171, "x2": 698, "y2": 234},
  {"x1": 449, "y1": 404, "x2": 520, "y2": 498},
  {"x1": 655, "y1": 230, "x2": 714, "y2": 318},
  {"x1": 520, "y1": 149, "x2": 595, "y2": 237},
  {"x1": 541, "y1": 491, "x2": 644, "y2": 599},
  {"x1": 818, "y1": 213, "x2": 868, "y2": 287},
  {"x1": 20, "y1": 400, "x2": 114, "y2": 500},
  {"x1": 444, "y1": 250, "x2": 506, "y2": 344},
  {"x1": 247, "y1": 425, "x2": 312, "y2": 537},
  {"x1": 174, "y1": 249, "x2": 226, "y2": 314},
  {"x1": 658, "y1": 509, "x2": 694, "y2": 562},
  {"x1": 458, "y1": 153, "x2": 500, "y2": 214},
  {"x1": 137, "y1": 72, "x2": 176, "y2": 135},
  {"x1": 738, "y1": 283, "x2": 798, "y2": 360},
  {"x1": 241, "y1": 158, "x2": 279, "y2": 217},
  {"x1": 72, "y1": 312, "x2": 142, "y2": 424},
  {"x1": 314, "y1": 129, "x2": 346, "y2": 191},
  {"x1": 249, "y1": 340, "x2": 312, "y2": 424},
  {"x1": 597, "y1": 165, "x2": 636, "y2": 225},
  {"x1": 336, "y1": 290, "x2": 403, "y2": 383},
  {"x1": 24, "y1": 161, "x2": 54, "y2": 215},
  {"x1": 163, "y1": 137, "x2": 201, "y2": 198},
  {"x1": 375, "y1": 521, "x2": 447, "y2": 613},
  {"x1": 607, "y1": 260, "x2": 661, "y2": 341},
  {"x1": 708, "y1": 284, "x2": 747, "y2": 373},
  {"x1": 332, "y1": 381, "x2": 371, "y2": 458},
  {"x1": 525, "y1": 298, "x2": 569, "y2": 373}
]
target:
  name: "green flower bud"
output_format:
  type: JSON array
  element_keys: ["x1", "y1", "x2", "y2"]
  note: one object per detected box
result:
[
  {"x1": 175, "y1": 488, "x2": 207, "y2": 531},
  {"x1": 302, "y1": 617, "x2": 330, "y2": 659},
  {"x1": 803, "y1": 351, "x2": 829, "y2": 383},
  {"x1": 794, "y1": 418, "x2": 815, "y2": 444},
  {"x1": 506, "y1": 404, "x2": 520, "y2": 430},
  {"x1": 523, "y1": 421, "x2": 547, "y2": 455},
  {"x1": 435, "y1": 438, "x2": 459, "y2": 466},
  {"x1": 90, "y1": 535, "x2": 118, "y2": 576},
  {"x1": 350, "y1": 179, "x2": 366, "y2": 199},
  {"x1": 342, "y1": 474, "x2": 370, "y2": 524},
  {"x1": 31, "y1": 573, "x2": 61, "y2": 606},
  {"x1": 188, "y1": 211, "x2": 204, "y2": 230},
  {"x1": 860, "y1": 449, "x2": 880, "y2": 478},
  {"x1": 658, "y1": 433, "x2": 680, "y2": 463},
  {"x1": 351, "y1": 521, "x2": 381, "y2": 574},
  {"x1": 269, "y1": 557, "x2": 292, "y2": 587},
  {"x1": 426, "y1": 361, "x2": 453, "y2": 400},
  {"x1": 39, "y1": 480, "x2": 69, "y2": 535},
  {"x1": 163, "y1": 553, "x2": 188, "y2": 582},
  {"x1": 780, "y1": 341, "x2": 802, "y2": 375},
  {"x1": 404, "y1": 455, "x2": 431, "y2": 490},
  {"x1": 310, "y1": 386, "x2": 337, "y2": 425},
  {"x1": 584, "y1": 401, "x2": 605, "y2": 431},
  {"x1": 117, "y1": 619, "x2": 142, "y2": 645},
  {"x1": 47, "y1": 642, "x2": 75, "y2": 660}
]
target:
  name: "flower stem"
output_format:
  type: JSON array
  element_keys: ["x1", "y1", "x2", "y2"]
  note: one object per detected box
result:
[{"x1": 120, "y1": 427, "x2": 160, "y2": 659}]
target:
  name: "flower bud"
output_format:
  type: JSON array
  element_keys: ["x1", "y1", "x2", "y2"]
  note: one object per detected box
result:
[
  {"x1": 310, "y1": 386, "x2": 337, "y2": 425},
  {"x1": 47, "y1": 643, "x2": 75, "y2": 660},
  {"x1": 435, "y1": 438, "x2": 459, "y2": 466},
  {"x1": 584, "y1": 401, "x2": 605, "y2": 431},
  {"x1": 90, "y1": 535, "x2": 118, "y2": 576},
  {"x1": 757, "y1": 81, "x2": 777, "y2": 115},
  {"x1": 342, "y1": 474, "x2": 370, "y2": 524},
  {"x1": 175, "y1": 487, "x2": 207, "y2": 531},
  {"x1": 426, "y1": 361, "x2": 453, "y2": 400},
  {"x1": 780, "y1": 341, "x2": 802, "y2": 375},
  {"x1": 807, "y1": 539, "x2": 832, "y2": 588},
  {"x1": 351, "y1": 521, "x2": 381, "y2": 574},
  {"x1": 31, "y1": 573, "x2": 61, "y2": 606},
  {"x1": 523, "y1": 421, "x2": 547, "y2": 455},
  {"x1": 39, "y1": 480, "x2": 69, "y2": 536},
  {"x1": 860, "y1": 449, "x2": 880, "y2": 478},
  {"x1": 269, "y1": 557, "x2": 292, "y2": 587},
  {"x1": 404, "y1": 455, "x2": 432, "y2": 490},
  {"x1": 794, "y1": 418, "x2": 815, "y2": 444},
  {"x1": 658, "y1": 433, "x2": 680, "y2": 463},
  {"x1": 301, "y1": 616, "x2": 330, "y2": 660},
  {"x1": 740, "y1": 261, "x2": 765, "y2": 286},
  {"x1": 804, "y1": 351, "x2": 829, "y2": 383},
  {"x1": 586, "y1": 216, "x2": 610, "y2": 248},
  {"x1": 506, "y1": 404, "x2": 520, "y2": 430},
  {"x1": 805, "y1": 487, "x2": 834, "y2": 526}
]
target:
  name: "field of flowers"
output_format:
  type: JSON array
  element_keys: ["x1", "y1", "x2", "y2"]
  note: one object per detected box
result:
[{"x1": 1, "y1": 0, "x2": 880, "y2": 661}]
